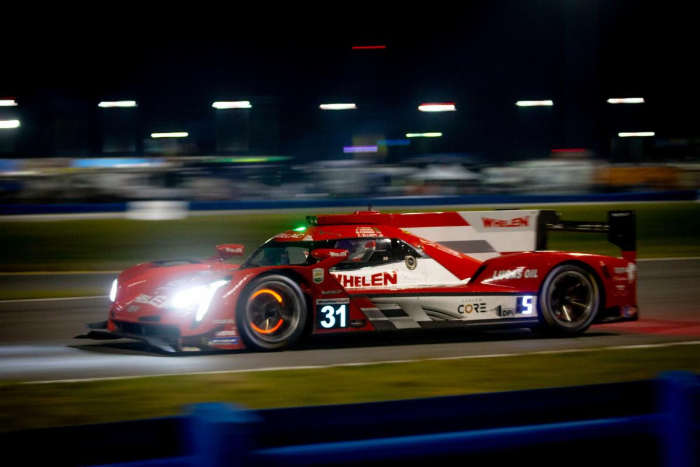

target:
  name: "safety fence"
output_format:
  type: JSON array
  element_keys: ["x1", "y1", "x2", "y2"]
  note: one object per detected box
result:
[
  {"x1": 0, "y1": 189, "x2": 697, "y2": 217},
  {"x1": 1, "y1": 372, "x2": 698, "y2": 466}
]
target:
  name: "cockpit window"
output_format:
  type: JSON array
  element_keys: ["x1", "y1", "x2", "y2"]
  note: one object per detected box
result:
[
  {"x1": 333, "y1": 238, "x2": 390, "y2": 263},
  {"x1": 243, "y1": 242, "x2": 311, "y2": 268}
]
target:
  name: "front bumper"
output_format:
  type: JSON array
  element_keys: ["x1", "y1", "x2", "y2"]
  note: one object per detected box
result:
[{"x1": 78, "y1": 320, "x2": 184, "y2": 353}]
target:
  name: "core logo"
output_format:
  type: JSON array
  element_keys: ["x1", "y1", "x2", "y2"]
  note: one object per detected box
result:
[
  {"x1": 481, "y1": 216, "x2": 530, "y2": 228},
  {"x1": 458, "y1": 302, "x2": 487, "y2": 314},
  {"x1": 331, "y1": 271, "x2": 398, "y2": 288},
  {"x1": 224, "y1": 247, "x2": 243, "y2": 253}
]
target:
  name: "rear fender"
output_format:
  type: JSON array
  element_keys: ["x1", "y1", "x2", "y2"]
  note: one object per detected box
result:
[
  {"x1": 471, "y1": 252, "x2": 636, "y2": 310},
  {"x1": 470, "y1": 252, "x2": 558, "y2": 293}
]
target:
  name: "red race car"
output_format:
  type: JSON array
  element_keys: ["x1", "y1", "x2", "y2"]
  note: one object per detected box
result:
[{"x1": 83, "y1": 209, "x2": 638, "y2": 352}]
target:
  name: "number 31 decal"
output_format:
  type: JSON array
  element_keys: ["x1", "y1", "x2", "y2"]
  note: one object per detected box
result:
[{"x1": 316, "y1": 299, "x2": 350, "y2": 329}]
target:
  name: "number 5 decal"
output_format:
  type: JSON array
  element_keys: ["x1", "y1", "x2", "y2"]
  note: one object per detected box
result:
[{"x1": 517, "y1": 295, "x2": 535, "y2": 315}]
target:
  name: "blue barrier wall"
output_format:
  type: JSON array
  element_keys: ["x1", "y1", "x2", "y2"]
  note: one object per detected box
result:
[
  {"x1": 0, "y1": 190, "x2": 697, "y2": 216},
  {"x1": 2, "y1": 372, "x2": 698, "y2": 466}
]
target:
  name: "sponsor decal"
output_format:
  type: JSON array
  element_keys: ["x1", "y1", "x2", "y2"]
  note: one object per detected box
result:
[
  {"x1": 224, "y1": 246, "x2": 243, "y2": 254},
  {"x1": 350, "y1": 319, "x2": 367, "y2": 328},
  {"x1": 316, "y1": 298, "x2": 351, "y2": 305},
  {"x1": 319, "y1": 230, "x2": 342, "y2": 237},
  {"x1": 355, "y1": 226, "x2": 379, "y2": 238},
  {"x1": 458, "y1": 301, "x2": 487, "y2": 314},
  {"x1": 313, "y1": 268, "x2": 324, "y2": 284},
  {"x1": 331, "y1": 271, "x2": 398, "y2": 288},
  {"x1": 213, "y1": 319, "x2": 235, "y2": 324},
  {"x1": 321, "y1": 290, "x2": 343, "y2": 295},
  {"x1": 330, "y1": 250, "x2": 348, "y2": 258},
  {"x1": 222, "y1": 273, "x2": 255, "y2": 299},
  {"x1": 405, "y1": 255, "x2": 417, "y2": 270},
  {"x1": 614, "y1": 263, "x2": 637, "y2": 283},
  {"x1": 127, "y1": 305, "x2": 140, "y2": 313},
  {"x1": 303, "y1": 235, "x2": 314, "y2": 242},
  {"x1": 481, "y1": 216, "x2": 531, "y2": 228},
  {"x1": 276, "y1": 232, "x2": 304, "y2": 239},
  {"x1": 497, "y1": 306, "x2": 516, "y2": 317},
  {"x1": 215, "y1": 330, "x2": 238, "y2": 337},
  {"x1": 490, "y1": 267, "x2": 538, "y2": 280},
  {"x1": 133, "y1": 294, "x2": 169, "y2": 308},
  {"x1": 208, "y1": 337, "x2": 239, "y2": 345}
]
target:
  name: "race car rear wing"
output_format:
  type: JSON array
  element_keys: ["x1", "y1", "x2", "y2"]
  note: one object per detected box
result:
[{"x1": 537, "y1": 210, "x2": 636, "y2": 262}]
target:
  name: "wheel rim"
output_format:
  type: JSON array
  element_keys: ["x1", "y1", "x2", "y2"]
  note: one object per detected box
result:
[
  {"x1": 245, "y1": 281, "x2": 302, "y2": 344},
  {"x1": 545, "y1": 270, "x2": 595, "y2": 328}
]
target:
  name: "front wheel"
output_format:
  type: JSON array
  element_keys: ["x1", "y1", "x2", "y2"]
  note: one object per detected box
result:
[
  {"x1": 533, "y1": 264, "x2": 600, "y2": 337},
  {"x1": 237, "y1": 274, "x2": 307, "y2": 351}
]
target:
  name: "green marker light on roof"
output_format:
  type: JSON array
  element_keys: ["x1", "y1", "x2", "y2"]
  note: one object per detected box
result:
[{"x1": 293, "y1": 226, "x2": 307, "y2": 232}]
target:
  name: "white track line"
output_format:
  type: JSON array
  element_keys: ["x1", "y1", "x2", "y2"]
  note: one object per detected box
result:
[
  {"x1": 22, "y1": 340, "x2": 700, "y2": 385},
  {"x1": 637, "y1": 257, "x2": 700, "y2": 262},
  {"x1": 0, "y1": 295, "x2": 108, "y2": 303},
  {"x1": 0, "y1": 271, "x2": 119, "y2": 275}
]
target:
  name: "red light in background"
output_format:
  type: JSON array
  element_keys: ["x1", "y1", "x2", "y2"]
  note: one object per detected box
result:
[
  {"x1": 352, "y1": 45, "x2": 387, "y2": 50},
  {"x1": 552, "y1": 148, "x2": 586, "y2": 153}
]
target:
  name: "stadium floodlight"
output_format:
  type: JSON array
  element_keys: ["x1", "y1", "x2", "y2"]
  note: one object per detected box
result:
[
  {"x1": 0, "y1": 120, "x2": 20, "y2": 129},
  {"x1": 618, "y1": 132, "x2": 655, "y2": 137},
  {"x1": 343, "y1": 145, "x2": 378, "y2": 153},
  {"x1": 151, "y1": 132, "x2": 189, "y2": 138},
  {"x1": 320, "y1": 103, "x2": 357, "y2": 110},
  {"x1": 0, "y1": 99, "x2": 18, "y2": 107},
  {"x1": 418, "y1": 103, "x2": 456, "y2": 112},
  {"x1": 607, "y1": 98, "x2": 645, "y2": 104},
  {"x1": 98, "y1": 101, "x2": 137, "y2": 108},
  {"x1": 212, "y1": 101, "x2": 252, "y2": 109},
  {"x1": 516, "y1": 100, "x2": 554, "y2": 107},
  {"x1": 406, "y1": 132, "x2": 442, "y2": 138}
]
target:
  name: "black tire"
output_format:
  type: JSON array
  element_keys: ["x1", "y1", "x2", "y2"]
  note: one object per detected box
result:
[
  {"x1": 236, "y1": 274, "x2": 307, "y2": 351},
  {"x1": 533, "y1": 264, "x2": 600, "y2": 337}
]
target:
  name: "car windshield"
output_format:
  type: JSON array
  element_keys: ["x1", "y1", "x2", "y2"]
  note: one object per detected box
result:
[{"x1": 242, "y1": 241, "x2": 313, "y2": 268}]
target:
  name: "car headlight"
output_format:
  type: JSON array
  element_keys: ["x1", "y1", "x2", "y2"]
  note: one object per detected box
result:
[
  {"x1": 109, "y1": 279, "x2": 118, "y2": 302},
  {"x1": 172, "y1": 280, "x2": 229, "y2": 322}
]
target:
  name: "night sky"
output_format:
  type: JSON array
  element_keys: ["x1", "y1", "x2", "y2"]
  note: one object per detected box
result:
[{"x1": 2, "y1": 1, "x2": 697, "y2": 161}]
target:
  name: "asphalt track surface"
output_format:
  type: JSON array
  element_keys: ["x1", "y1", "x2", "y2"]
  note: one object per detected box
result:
[{"x1": 1, "y1": 259, "x2": 699, "y2": 382}]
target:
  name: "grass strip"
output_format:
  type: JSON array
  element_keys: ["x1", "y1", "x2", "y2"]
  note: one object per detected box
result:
[{"x1": 1, "y1": 343, "x2": 699, "y2": 432}]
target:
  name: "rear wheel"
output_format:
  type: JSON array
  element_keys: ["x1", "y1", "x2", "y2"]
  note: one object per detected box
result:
[
  {"x1": 534, "y1": 264, "x2": 600, "y2": 336},
  {"x1": 237, "y1": 274, "x2": 307, "y2": 351}
]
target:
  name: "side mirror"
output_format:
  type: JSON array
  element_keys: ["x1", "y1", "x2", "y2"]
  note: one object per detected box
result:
[
  {"x1": 311, "y1": 249, "x2": 348, "y2": 261},
  {"x1": 216, "y1": 244, "x2": 245, "y2": 259}
]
